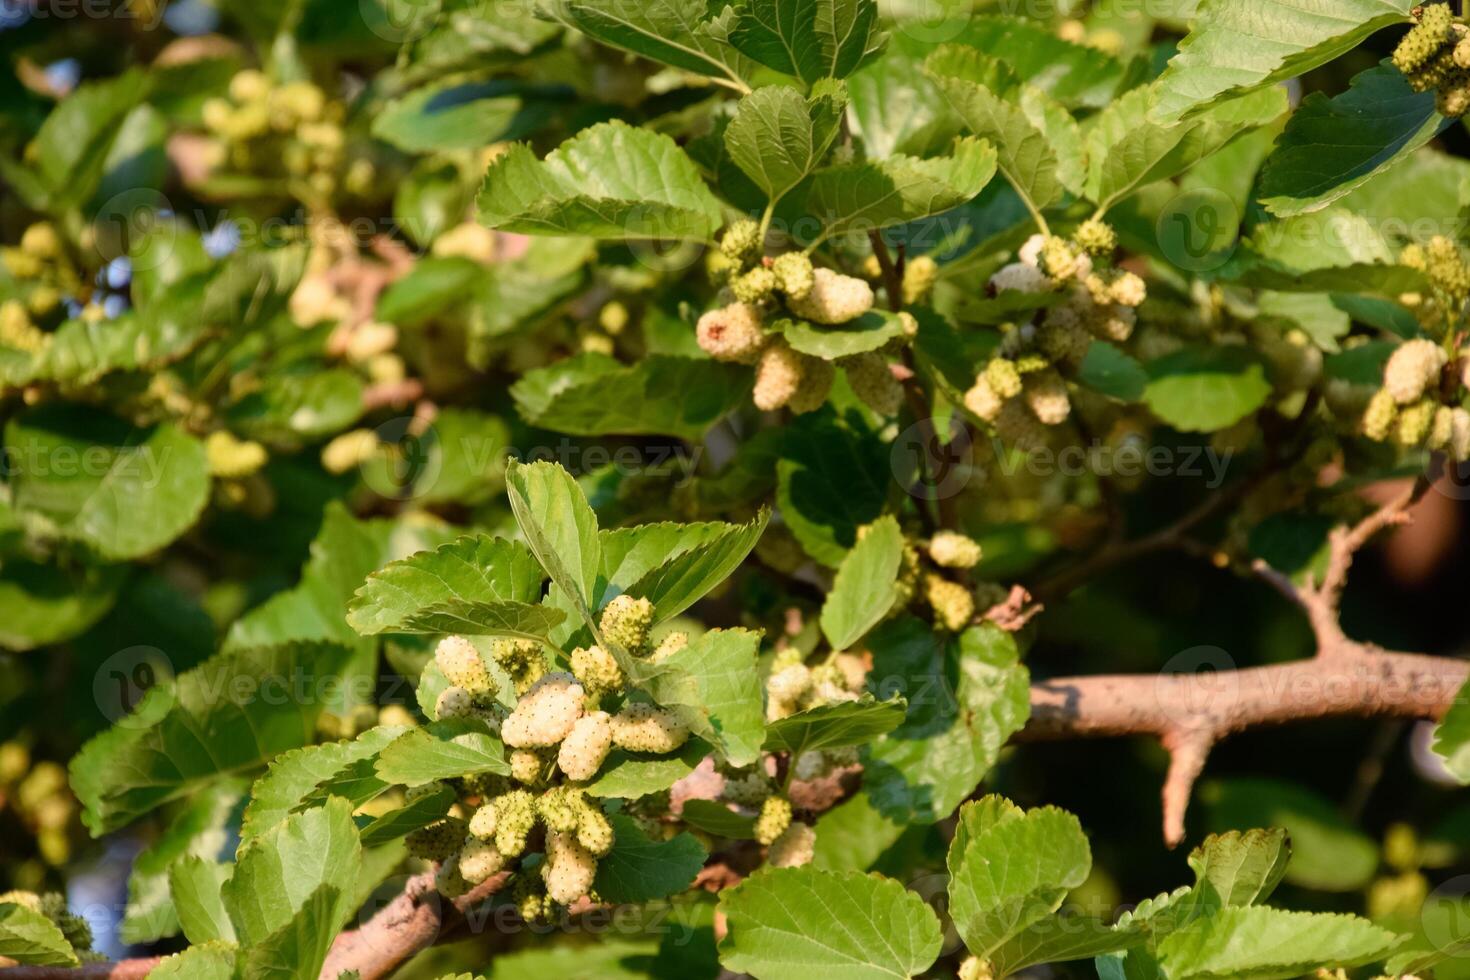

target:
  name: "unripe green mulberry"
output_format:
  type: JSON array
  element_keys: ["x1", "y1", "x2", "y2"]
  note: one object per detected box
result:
[
  {"x1": 1426, "y1": 234, "x2": 1470, "y2": 300},
  {"x1": 768, "y1": 822, "x2": 816, "y2": 867},
  {"x1": 697, "y1": 302, "x2": 766, "y2": 363},
  {"x1": 1396, "y1": 398, "x2": 1437, "y2": 446},
  {"x1": 435, "y1": 635, "x2": 494, "y2": 695},
  {"x1": 1449, "y1": 406, "x2": 1470, "y2": 460},
  {"x1": 610, "y1": 701, "x2": 690, "y2": 753},
  {"x1": 435, "y1": 854, "x2": 471, "y2": 898},
  {"x1": 538, "y1": 785, "x2": 588, "y2": 833},
  {"x1": 577, "y1": 804, "x2": 615, "y2": 856},
  {"x1": 509, "y1": 747, "x2": 553, "y2": 787},
  {"x1": 1384, "y1": 338, "x2": 1447, "y2": 404},
  {"x1": 492, "y1": 790, "x2": 537, "y2": 857},
  {"x1": 706, "y1": 247, "x2": 741, "y2": 285},
  {"x1": 599, "y1": 594, "x2": 655, "y2": 654},
  {"x1": 732, "y1": 265, "x2": 777, "y2": 304},
  {"x1": 1429, "y1": 404, "x2": 1456, "y2": 450},
  {"x1": 721, "y1": 768, "x2": 773, "y2": 806},
  {"x1": 1362, "y1": 388, "x2": 1399, "y2": 441},
  {"x1": 1038, "y1": 235, "x2": 1083, "y2": 281},
  {"x1": 772, "y1": 251, "x2": 815, "y2": 301},
  {"x1": 958, "y1": 955, "x2": 994, "y2": 980},
  {"x1": 788, "y1": 355, "x2": 835, "y2": 414},
  {"x1": 458, "y1": 838, "x2": 506, "y2": 885},
  {"x1": 902, "y1": 255, "x2": 939, "y2": 305},
  {"x1": 786, "y1": 268, "x2": 875, "y2": 324},
  {"x1": 490, "y1": 638, "x2": 548, "y2": 694},
  {"x1": 1394, "y1": 4, "x2": 1454, "y2": 75},
  {"x1": 985, "y1": 358, "x2": 1023, "y2": 399},
  {"x1": 542, "y1": 830, "x2": 598, "y2": 905},
  {"x1": 558, "y1": 710, "x2": 613, "y2": 781},
  {"x1": 924, "y1": 573, "x2": 974, "y2": 632},
  {"x1": 570, "y1": 644, "x2": 624, "y2": 702},
  {"x1": 755, "y1": 795, "x2": 792, "y2": 846},
  {"x1": 720, "y1": 219, "x2": 762, "y2": 267},
  {"x1": 928, "y1": 531, "x2": 981, "y2": 569},
  {"x1": 842, "y1": 352, "x2": 903, "y2": 415},
  {"x1": 512, "y1": 874, "x2": 552, "y2": 923},
  {"x1": 501, "y1": 673, "x2": 585, "y2": 748},
  {"x1": 205, "y1": 430, "x2": 268, "y2": 478},
  {"x1": 407, "y1": 817, "x2": 467, "y2": 862},
  {"x1": 1073, "y1": 218, "x2": 1117, "y2": 257}
]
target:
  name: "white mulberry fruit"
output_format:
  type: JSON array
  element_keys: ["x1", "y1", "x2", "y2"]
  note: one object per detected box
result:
[
  {"x1": 924, "y1": 573, "x2": 974, "y2": 632},
  {"x1": 1384, "y1": 338, "x2": 1447, "y2": 404},
  {"x1": 599, "y1": 594, "x2": 654, "y2": 654},
  {"x1": 458, "y1": 838, "x2": 505, "y2": 885},
  {"x1": 1024, "y1": 370, "x2": 1072, "y2": 425},
  {"x1": 988, "y1": 261, "x2": 1050, "y2": 295},
  {"x1": 610, "y1": 702, "x2": 690, "y2": 753},
  {"x1": 501, "y1": 673, "x2": 585, "y2": 748},
  {"x1": 696, "y1": 303, "x2": 766, "y2": 364},
  {"x1": 558, "y1": 710, "x2": 613, "y2": 781},
  {"x1": 542, "y1": 830, "x2": 598, "y2": 905},
  {"x1": 768, "y1": 822, "x2": 816, "y2": 867},
  {"x1": 928, "y1": 531, "x2": 981, "y2": 569},
  {"x1": 786, "y1": 268, "x2": 875, "y2": 324},
  {"x1": 963, "y1": 375, "x2": 1004, "y2": 422},
  {"x1": 435, "y1": 636, "x2": 493, "y2": 695},
  {"x1": 842, "y1": 353, "x2": 903, "y2": 415}
]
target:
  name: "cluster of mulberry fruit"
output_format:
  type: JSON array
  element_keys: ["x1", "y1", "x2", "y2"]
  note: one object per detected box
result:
[
  {"x1": 1398, "y1": 235, "x2": 1470, "y2": 331},
  {"x1": 965, "y1": 223, "x2": 1145, "y2": 447},
  {"x1": 1361, "y1": 337, "x2": 1470, "y2": 459},
  {"x1": 0, "y1": 890, "x2": 100, "y2": 962},
  {"x1": 697, "y1": 219, "x2": 913, "y2": 416},
  {"x1": 416, "y1": 595, "x2": 695, "y2": 913},
  {"x1": 1391, "y1": 3, "x2": 1470, "y2": 117}
]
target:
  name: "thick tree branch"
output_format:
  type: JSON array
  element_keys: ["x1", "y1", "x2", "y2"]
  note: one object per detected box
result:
[{"x1": 0, "y1": 962, "x2": 160, "y2": 979}]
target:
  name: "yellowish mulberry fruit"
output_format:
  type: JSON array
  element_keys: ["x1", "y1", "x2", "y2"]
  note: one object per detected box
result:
[
  {"x1": 649, "y1": 630, "x2": 689, "y2": 663},
  {"x1": 1395, "y1": 4, "x2": 1454, "y2": 75},
  {"x1": 491, "y1": 638, "x2": 549, "y2": 695},
  {"x1": 570, "y1": 645, "x2": 624, "y2": 702},
  {"x1": 558, "y1": 710, "x2": 613, "y2": 781},
  {"x1": 1108, "y1": 270, "x2": 1147, "y2": 308},
  {"x1": 928, "y1": 531, "x2": 981, "y2": 569},
  {"x1": 458, "y1": 838, "x2": 505, "y2": 885},
  {"x1": 542, "y1": 830, "x2": 598, "y2": 905},
  {"x1": 501, "y1": 673, "x2": 585, "y2": 748},
  {"x1": 787, "y1": 355, "x2": 835, "y2": 414},
  {"x1": 205, "y1": 430, "x2": 268, "y2": 478},
  {"x1": 610, "y1": 701, "x2": 690, "y2": 753},
  {"x1": 732, "y1": 265, "x2": 777, "y2": 304},
  {"x1": 432, "y1": 222, "x2": 497, "y2": 264},
  {"x1": 958, "y1": 955, "x2": 994, "y2": 980},
  {"x1": 901, "y1": 255, "x2": 939, "y2": 305},
  {"x1": 435, "y1": 635, "x2": 494, "y2": 695},
  {"x1": 435, "y1": 854, "x2": 471, "y2": 898},
  {"x1": 407, "y1": 817, "x2": 467, "y2": 862},
  {"x1": 1384, "y1": 338, "x2": 1447, "y2": 404},
  {"x1": 509, "y1": 747, "x2": 552, "y2": 786},
  {"x1": 768, "y1": 822, "x2": 816, "y2": 867},
  {"x1": 599, "y1": 594, "x2": 655, "y2": 654},
  {"x1": 345, "y1": 321, "x2": 398, "y2": 363},
  {"x1": 1396, "y1": 398, "x2": 1437, "y2": 447},
  {"x1": 512, "y1": 874, "x2": 551, "y2": 923},
  {"x1": 842, "y1": 352, "x2": 903, "y2": 415},
  {"x1": 1429, "y1": 405, "x2": 1455, "y2": 450},
  {"x1": 1024, "y1": 370, "x2": 1072, "y2": 425},
  {"x1": 1073, "y1": 218, "x2": 1117, "y2": 257},
  {"x1": 492, "y1": 790, "x2": 537, "y2": 857},
  {"x1": 321, "y1": 429, "x2": 378, "y2": 474},
  {"x1": 985, "y1": 358, "x2": 1023, "y2": 399},
  {"x1": 772, "y1": 252, "x2": 815, "y2": 301},
  {"x1": 468, "y1": 803, "x2": 497, "y2": 841},
  {"x1": 753, "y1": 342, "x2": 804, "y2": 411},
  {"x1": 963, "y1": 374, "x2": 1005, "y2": 422},
  {"x1": 578, "y1": 805, "x2": 615, "y2": 856},
  {"x1": 720, "y1": 219, "x2": 762, "y2": 267},
  {"x1": 1449, "y1": 406, "x2": 1470, "y2": 460},
  {"x1": 925, "y1": 573, "x2": 974, "y2": 632},
  {"x1": 786, "y1": 268, "x2": 875, "y2": 324},
  {"x1": 19, "y1": 223, "x2": 61, "y2": 260},
  {"x1": 1362, "y1": 388, "x2": 1398, "y2": 442},
  {"x1": 755, "y1": 796, "x2": 792, "y2": 846},
  {"x1": 697, "y1": 302, "x2": 766, "y2": 364},
  {"x1": 989, "y1": 261, "x2": 1051, "y2": 294}
]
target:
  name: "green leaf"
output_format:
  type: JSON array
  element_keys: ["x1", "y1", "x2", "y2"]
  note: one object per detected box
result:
[
  {"x1": 478, "y1": 121, "x2": 724, "y2": 241},
  {"x1": 539, "y1": 0, "x2": 754, "y2": 88},
  {"x1": 225, "y1": 368, "x2": 365, "y2": 449},
  {"x1": 346, "y1": 534, "x2": 560, "y2": 639},
  {"x1": 372, "y1": 79, "x2": 562, "y2": 153},
  {"x1": 1151, "y1": 0, "x2": 1413, "y2": 121},
  {"x1": 718, "y1": 867, "x2": 943, "y2": 979},
  {"x1": 1258, "y1": 63, "x2": 1445, "y2": 217},
  {"x1": 946, "y1": 798, "x2": 1091, "y2": 956},
  {"x1": 0, "y1": 902, "x2": 78, "y2": 967},
  {"x1": 0, "y1": 560, "x2": 124, "y2": 652},
  {"x1": 863, "y1": 621, "x2": 1031, "y2": 823},
  {"x1": 169, "y1": 856, "x2": 236, "y2": 945},
  {"x1": 776, "y1": 409, "x2": 891, "y2": 567},
  {"x1": 653, "y1": 628, "x2": 767, "y2": 766},
  {"x1": 242, "y1": 726, "x2": 409, "y2": 840},
  {"x1": 239, "y1": 884, "x2": 342, "y2": 980},
  {"x1": 512, "y1": 353, "x2": 750, "y2": 441},
  {"x1": 847, "y1": 49, "x2": 959, "y2": 159},
  {"x1": 724, "y1": 84, "x2": 844, "y2": 204},
  {"x1": 221, "y1": 797, "x2": 360, "y2": 947},
  {"x1": 1155, "y1": 907, "x2": 1400, "y2": 980},
  {"x1": 1201, "y1": 778, "x2": 1378, "y2": 891},
  {"x1": 584, "y1": 738, "x2": 710, "y2": 798},
  {"x1": 821, "y1": 514, "x2": 902, "y2": 650},
  {"x1": 763, "y1": 695, "x2": 906, "y2": 756},
  {"x1": 680, "y1": 799, "x2": 757, "y2": 838},
  {"x1": 356, "y1": 783, "x2": 455, "y2": 847},
  {"x1": 1078, "y1": 342, "x2": 1148, "y2": 402},
  {"x1": 505, "y1": 459, "x2": 601, "y2": 629},
  {"x1": 1142, "y1": 346, "x2": 1272, "y2": 433},
  {"x1": 146, "y1": 941, "x2": 238, "y2": 980},
  {"x1": 802, "y1": 135, "x2": 996, "y2": 238},
  {"x1": 989, "y1": 914, "x2": 1144, "y2": 976},
  {"x1": 778, "y1": 311, "x2": 907, "y2": 360},
  {"x1": 623, "y1": 511, "x2": 768, "y2": 623},
  {"x1": 6, "y1": 403, "x2": 210, "y2": 561},
  {"x1": 375, "y1": 720, "x2": 512, "y2": 786},
  {"x1": 725, "y1": 0, "x2": 884, "y2": 85},
  {"x1": 121, "y1": 782, "x2": 245, "y2": 944},
  {"x1": 810, "y1": 792, "x2": 905, "y2": 872},
  {"x1": 70, "y1": 641, "x2": 358, "y2": 835},
  {"x1": 594, "y1": 813, "x2": 707, "y2": 903},
  {"x1": 950, "y1": 15, "x2": 1126, "y2": 109},
  {"x1": 25, "y1": 69, "x2": 149, "y2": 210},
  {"x1": 1187, "y1": 828, "x2": 1291, "y2": 909},
  {"x1": 1431, "y1": 674, "x2": 1470, "y2": 783}
]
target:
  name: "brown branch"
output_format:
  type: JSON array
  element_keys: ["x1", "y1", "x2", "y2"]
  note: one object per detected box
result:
[{"x1": 0, "y1": 961, "x2": 160, "y2": 979}]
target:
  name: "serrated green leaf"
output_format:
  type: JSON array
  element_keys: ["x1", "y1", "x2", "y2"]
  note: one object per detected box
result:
[
  {"x1": 1258, "y1": 63, "x2": 1446, "y2": 217},
  {"x1": 346, "y1": 534, "x2": 558, "y2": 639},
  {"x1": 242, "y1": 726, "x2": 409, "y2": 840},
  {"x1": 505, "y1": 458, "x2": 601, "y2": 630},
  {"x1": 863, "y1": 621, "x2": 1030, "y2": 823},
  {"x1": 990, "y1": 914, "x2": 1145, "y2": 977},
  {"x1": 539, "y1": 0, "x2": 754, "y2": 88},
  {"x1": 0, "y1": 559, "x2": 124, "y2": 652},
  {"x1": 25, "y1": 68, "x2": 149, "y2": 210},
  {"x1": 1432, "y1": 674, "x2": 1470, "y2": 782},
  {"x1": 511, "y1": 353, "x2": 750, "y2": 441},
  {"x1": 6, "y1": 403, "x2": 210, "y2": 561},
  {"x1": 724, "y1": 84, "x2": 844, "y2": 204},
  {"x1": 146, "y1": 940, "x2": 238, "y2": 980},
  {"x1": 372, "y1": 79, "x2": 563, "y2": 153},
  {"x1": 1188, "y1": 828, "x2": 1291, "y2": 909},
  {"x1": 478, "y1": 121, "x2": 724, "y2": 241},
  {"x1": 1155, "y1": 907, "x2": 1400, "y2": 980},
  {"x1": 594, "y1": 813, "x2": 706, "y2": 903},
  {"x1": 1151, "y1": 0, "x2": 1413, "y2": 121},
  {"x1": 779, "y1": 311, "x2": 907, "y2": 360},
  {"x1": 70, "y1": 640, "x2": 358, "y2": 835},
  {"x1": 725, "y1": 0, "x2": 884, "y2": 85},
  {"x1": 1142, "y1": 346, "x2": 1272, "y2": 433},
  {"x1": 239, "y1": 884, "x2": 341, "y2": 980},
  {"x1": 652, "y1": 628, "x2": 766, "y2": 766},
  {"x1": 375, "y1": 720, "x2": 511, "y2": 786},
  {"x1": 810, "y1": 791, "x2": 905, "y2": 872},
  {"x1": 356, "y1": 783, "x2": 455, "y2": 847},
  {"x1": 801, "y1": 136, "x2": 996, "y2": 238},
  {"x1": 680, "y1": 799, "x2": 757, "y2": 838},
  {"x1": 584, "y1": 738, "x2": 710, "y2": 798},
  {"x1": 0, "y1": 902, "x2": 78, "y2": 967},
  {"x1": 169, "y1": 856, "x2": 236, "y2": 945},
  {"x1": 847, "y1": 49, "x2": 959, "y2": 159},
  {"x1": 821, "y1": 514, "x2": 902, "y2": 649},
  {"x1": 718, "y1": 867, "x2": 943, "y2": 979},
  {"x1": 762, "y1": 695, "x2": 906, "y2": 756},
  {"x1": 623, "y1": 511, "x2": 767, "y2": 623},
  {"x1": 950, "y1": 15, "x2": 1126, "y2": 109}
]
